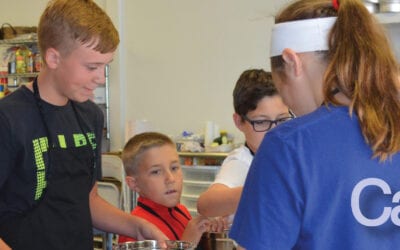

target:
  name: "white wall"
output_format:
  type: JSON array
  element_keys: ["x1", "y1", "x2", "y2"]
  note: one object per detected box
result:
[
  {"x1": 0, "y1": 0, "x2": 48, "y2": 26},
  {"x1": 116, "y1": 0, "x2": 290, "y2": 150}
]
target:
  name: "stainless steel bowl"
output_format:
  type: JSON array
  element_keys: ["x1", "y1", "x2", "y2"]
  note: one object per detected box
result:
[
  {"x1": 113, "y1": 240, "x2": 164, "y2": 250},
  {"x1": 165, "y1": 240, "x2": 194, "y2": 250}
]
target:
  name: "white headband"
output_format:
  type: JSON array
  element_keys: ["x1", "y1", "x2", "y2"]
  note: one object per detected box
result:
[{"x1": 270, "y1": 17, "x2": 337, "y2": 57}]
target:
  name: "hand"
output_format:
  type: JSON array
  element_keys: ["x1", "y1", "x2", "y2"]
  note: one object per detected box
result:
[
  {"x1": 181, "y1": 215, "x2": 210, "y2": 246},
  {"x1": 134, "y1": 216, "x2": 168, "y2": 243},
  {"x1": 207, "y1": 216, "x2": 226, "y2": 233}
]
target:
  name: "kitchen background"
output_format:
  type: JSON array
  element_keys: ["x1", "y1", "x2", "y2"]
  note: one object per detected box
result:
[{"x1": 0, "y1": 0, "x2": 399, "y2": 152}]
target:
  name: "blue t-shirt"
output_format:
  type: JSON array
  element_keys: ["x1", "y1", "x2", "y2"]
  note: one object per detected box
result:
[{"x1": 230, "y1": 105, "x2": 400, "y2": 250}]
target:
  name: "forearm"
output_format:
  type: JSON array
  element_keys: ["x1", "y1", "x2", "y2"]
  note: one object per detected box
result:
[
  {"x1": 197, "y1": 184, "x2": 242, "y2": 217},
  {"x1": 89, "y1": 183, "x2": 167, "y2": 241},
  {"x1": 90, "y1": 184, "x2": 139, "y2": 236}
]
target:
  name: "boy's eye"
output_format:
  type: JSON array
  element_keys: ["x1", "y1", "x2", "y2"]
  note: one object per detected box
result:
[
  {"x1": 171, "y1": 165, "x2": 180, "y2": 172},
  {"x1": 86, "y1": 65, "x2": 98, "y2": 71},
  {"x1": 254, "y1": 120, "x2": 269, "y2": 125},
  {"x1": 150, "y1": 169, "x2": 161, "y2": 175}
]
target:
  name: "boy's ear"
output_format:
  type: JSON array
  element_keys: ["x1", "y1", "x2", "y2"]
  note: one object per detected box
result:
[
  {"x1": 233, "y1": 113, "x2": 244, "y2": 132},
  {"x1": 45, "y1": 47, "x2": 61, "y2": 69},
  {"x1": 126, "y1": 176, "x2": 140, "y2": 193}
]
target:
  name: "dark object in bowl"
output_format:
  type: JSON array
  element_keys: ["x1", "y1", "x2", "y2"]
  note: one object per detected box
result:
[{"x1": 196, "y1": 232, "x2": 236, "y2": 250}]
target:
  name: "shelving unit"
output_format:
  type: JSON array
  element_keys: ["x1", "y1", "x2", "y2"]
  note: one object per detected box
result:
[
  {"x1": 178, "y1": 151, "x2": 228, "y2": 217},
  {"x1": 0, "y1": 39, "x2": 39, "y2": 93},
  {"x1": 0, "y1": 38, "x2": 37, "y2": 45}
]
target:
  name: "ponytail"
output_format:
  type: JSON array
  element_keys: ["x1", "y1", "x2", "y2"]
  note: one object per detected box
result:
[{"x1": 324, "y1": 0, "x2": 400, "y2": 161}]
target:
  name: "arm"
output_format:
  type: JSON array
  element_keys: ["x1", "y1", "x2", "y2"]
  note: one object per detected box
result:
[
  {"x1": 197, "y1": 183, "x2": 242, "y2": 217},
  {"x1": 89, "y1": 183, "x2": 168, "y2": 242}
]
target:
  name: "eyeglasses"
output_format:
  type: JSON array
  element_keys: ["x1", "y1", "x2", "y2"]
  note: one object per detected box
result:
[{"x1": 243, "y1": 113, "x2": 294, "y2": 132}]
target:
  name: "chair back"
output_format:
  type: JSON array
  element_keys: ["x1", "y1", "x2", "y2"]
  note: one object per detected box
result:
[
  {"x1": 97, "y1": 181, "x2": 120, "y2": 208},
  {"x1": 101, "y1": 154, "x2": 131, "y2": 212}
]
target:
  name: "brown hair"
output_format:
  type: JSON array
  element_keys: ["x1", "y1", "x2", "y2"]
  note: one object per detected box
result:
[
  {"x1": 38, "y1": 0, "x2": 119, "y2": 61},
  {"x1": 272, "y1": 0, "x2": 400, "y2": 161},
  {"x1": 233, "y1": 69, "x2": 279, "y2": 118},
  {"x1": 122, "y1": 132, "x2": 175, "y2": 176}
]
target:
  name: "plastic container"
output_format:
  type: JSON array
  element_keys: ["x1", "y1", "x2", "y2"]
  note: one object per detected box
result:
[
  {"x1": 182, "y1": 166, "x2": 218, "y2": 182},
  {"x1": 182, "y1": 180, "x2": 212, "y2": 196},
  {"x1": 181, "y1": 194, "x2": 198, "y2": 209}
]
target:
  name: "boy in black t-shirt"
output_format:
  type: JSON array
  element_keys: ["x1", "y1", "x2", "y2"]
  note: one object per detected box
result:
[{"x1": 0, "y1": 1, "x2": 166, "y2": 249}]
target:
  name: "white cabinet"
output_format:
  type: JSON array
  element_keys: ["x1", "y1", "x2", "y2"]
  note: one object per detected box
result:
[{"x1": 179, "y1": 152, "x2": 228, "y2": 217}]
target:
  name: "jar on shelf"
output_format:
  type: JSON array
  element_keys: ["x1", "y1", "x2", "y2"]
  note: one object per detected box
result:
[
  {"x1": 26, "y1": 50, "x2": 34, "y2": 73},
  {"x1": 15, "y1": 47, "x2": 26, "y2": 74},
  {"x1": 0, "y1": 78, "x2": 7, "y2": 98},
  {"x1": 34, "y1": 52, "x2": 42, "y2": 72}
]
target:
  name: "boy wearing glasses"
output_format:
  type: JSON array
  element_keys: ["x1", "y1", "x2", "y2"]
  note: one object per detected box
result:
[{"x1": 197, "y1": 69, "x2": 293, "y2": 223}]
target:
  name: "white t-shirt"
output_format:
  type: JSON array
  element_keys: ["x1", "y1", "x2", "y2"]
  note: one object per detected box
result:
[
  {"x1": 213, "y1": 145, "x2": 253, "y2": 187},
  {"x1": 212, "y1": 145, "x2": 253, "y2": 222}
]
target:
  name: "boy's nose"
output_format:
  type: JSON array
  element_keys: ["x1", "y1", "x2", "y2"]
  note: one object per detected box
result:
[
  {"x1": 165, "y1": 171, "x2": 175, "y2": 182},
  {"x1": 94, "y1": 65, "x2": 107, "y2": 85}
]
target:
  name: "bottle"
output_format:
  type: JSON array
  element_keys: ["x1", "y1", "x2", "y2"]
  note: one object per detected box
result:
[
  {"x1": 213, "y1": 130, "x2": 228, "y2": 145},
  {"x1": 0, "y1": 78, "x2": 6, "y2": 98},
  {"x1": 26, "y1": 50, "x2": 34, "y2": 73},
  {"x1": 8, "y1": 51, "x2": 16, "y2": 74},
  {"x1": 15, "y1": 47, "x2": 26, "y2": 74},
  {"x1": 34, "y1": 53, "x2": 42, "y2": 72},
  {"x1": 220, "y1": 130, "x2": 228, "y2": 144}
]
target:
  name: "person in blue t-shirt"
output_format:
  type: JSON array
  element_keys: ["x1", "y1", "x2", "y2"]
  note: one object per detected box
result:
[{"x1": 230, "y1": 0, "x2": 400, "y2": 249}]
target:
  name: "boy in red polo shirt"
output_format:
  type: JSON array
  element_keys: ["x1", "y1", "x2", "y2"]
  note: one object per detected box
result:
[{"x1": 119, "y1": 132, "x2": 222, "y2": 246}]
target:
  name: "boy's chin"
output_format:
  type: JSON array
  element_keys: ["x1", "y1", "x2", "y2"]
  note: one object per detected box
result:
[{"x1": 162, "y1": 198, "x2": 180, "y2": 208}]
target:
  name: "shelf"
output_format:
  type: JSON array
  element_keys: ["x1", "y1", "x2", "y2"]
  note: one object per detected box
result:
[
  {"x1": 178, "y1": 152, "x2": 228, "y2": 158},
  {"x1": 0, "y1": 38, "x2": 38, "y2": 45},
  {"x1": 0, "y1": 73, "x2": 38, "y2": 78}
]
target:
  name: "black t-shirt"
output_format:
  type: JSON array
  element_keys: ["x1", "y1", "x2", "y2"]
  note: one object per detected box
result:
[{"x1": 0, "y1": 85, "x2": 103, "y2": 223}]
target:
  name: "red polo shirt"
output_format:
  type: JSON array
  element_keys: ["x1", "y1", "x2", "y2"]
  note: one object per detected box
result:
[{"x1": 118, "y1": 196, "x2": 192, "y2": 243}]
